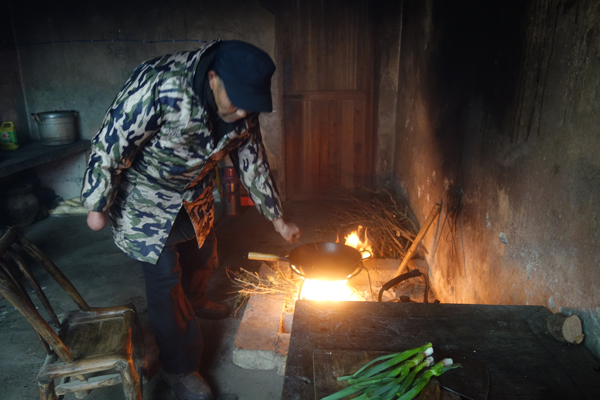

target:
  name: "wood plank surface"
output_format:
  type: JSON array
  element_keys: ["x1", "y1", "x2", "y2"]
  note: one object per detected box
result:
[
  {"x1": 62, "y1": 316, "x2": 125, "y2": 359},
  {"x1": 282, "y1": 301, "x2": 600, "y2": 400},
  {"x1": 281, "y1": 0, "x2": 374, "y2": 200}
]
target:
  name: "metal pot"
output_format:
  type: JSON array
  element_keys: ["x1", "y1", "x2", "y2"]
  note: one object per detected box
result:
[
  {"x1": 31, "y1": 110, "x2": 78, "y2": 146},
  {"x1": 248, "y1": 242, "x2": 371, "y2": 281}
]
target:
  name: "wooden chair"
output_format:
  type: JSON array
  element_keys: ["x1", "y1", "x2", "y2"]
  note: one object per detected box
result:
[{"x1": 0, "y1": 226, "x2": 147, "y2": 400}]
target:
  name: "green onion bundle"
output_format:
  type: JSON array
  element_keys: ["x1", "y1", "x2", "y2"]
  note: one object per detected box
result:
[{"x1": 321, "y1": 343, "x2": 461, "y2": 400}]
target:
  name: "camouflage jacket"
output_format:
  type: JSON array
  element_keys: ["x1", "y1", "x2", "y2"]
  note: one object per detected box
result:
[{"x1": 81, "y1": 41, "x2": 283, "y2": 264}]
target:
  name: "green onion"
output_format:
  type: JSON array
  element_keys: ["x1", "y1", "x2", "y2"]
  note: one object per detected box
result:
[
  {"x1": 337, "y1": 353, "x2": 397, "y2": 382},
  {"x1": 320, "y1": 345, "x2": 463, "y2": 400},
  {"x1": 396, "y1": 359, "x2": 462, "y2": 400},
  {"x1": 397, "y1": 356, "x2": 434, "y2": 395},
  {"x1": 347, "y1": 343, "x2": 432, "y2": 384},
  {"x1": 320, "y1": 383, "x2": 364, "y2": 400},
  {"x1": 321, "y1": 343, "x2": 433, "y2": 400},
  {"x1": 366, "y1": 352, "x2": 428, "y2": 398}
]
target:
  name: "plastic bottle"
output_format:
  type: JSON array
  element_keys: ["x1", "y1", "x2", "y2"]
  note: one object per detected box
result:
[{"x1": 0, "y1": 122, "x2": 19, "y2": 150}]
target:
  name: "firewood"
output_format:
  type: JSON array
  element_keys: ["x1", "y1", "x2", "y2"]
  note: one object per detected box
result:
[
  {"x1": 326, "y1": 189, "x2": 419, "y2": 259},
  {"x1": 547, "y1": 312, "x2": 585, "y2": 344}
]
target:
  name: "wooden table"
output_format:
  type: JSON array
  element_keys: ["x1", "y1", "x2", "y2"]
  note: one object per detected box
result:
[{"x1": 282, "y1": 301, "x2": 600, "y2": 400}]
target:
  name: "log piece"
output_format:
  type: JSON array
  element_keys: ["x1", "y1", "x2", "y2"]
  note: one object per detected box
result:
[
  {"x1": 547, "y1": 312, "x2": 584, "y2": 344},
  {"x1": 394, "y1": 203, "x2": 441, "y2": 277}
]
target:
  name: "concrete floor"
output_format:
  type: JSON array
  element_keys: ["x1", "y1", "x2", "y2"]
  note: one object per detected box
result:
[{"x1": 0, "y1": 201, "x2": 339, "y2": 400}]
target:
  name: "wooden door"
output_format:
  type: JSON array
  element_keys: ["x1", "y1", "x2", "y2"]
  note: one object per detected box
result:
[{"x1": 281, "y1": 0, "x2": 374, "y2": 200}]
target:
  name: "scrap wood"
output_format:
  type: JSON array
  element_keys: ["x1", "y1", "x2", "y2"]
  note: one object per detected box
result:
[
  {"x1": 328, "y1": 189, "x2": 418, "y2": 259},
  {"x1": 547, "y1": 312, "x2": 585, "y2": 344},
  {"x1": 394, "y1": 203, "x2": 442, "y2": 278}
]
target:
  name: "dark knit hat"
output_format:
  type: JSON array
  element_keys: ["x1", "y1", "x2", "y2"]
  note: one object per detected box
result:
[{"x1": 213, "y1": 40, "x2": 276, "y2": 113}]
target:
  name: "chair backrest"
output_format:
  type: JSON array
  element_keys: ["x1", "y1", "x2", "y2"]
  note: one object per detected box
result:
[{"x1": 0, "y1": 226, "x2": 91, "y2": 364}]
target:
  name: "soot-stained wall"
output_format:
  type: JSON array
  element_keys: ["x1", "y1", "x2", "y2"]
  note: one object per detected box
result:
[
  {"x1": 394, "y1": 0, "x2": 600, "y2": 357},
  {"x1": 5, "y1": 0, "x2": 280, "y2": 199}
]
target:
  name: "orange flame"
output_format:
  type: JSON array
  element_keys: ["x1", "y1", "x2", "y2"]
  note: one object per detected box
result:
[
  {"x1": 299, "y1": 279, "x2": 356, "y2": 301},
  {"x1": 344, "y1": 225, "x2": 372, "y2": 259}
]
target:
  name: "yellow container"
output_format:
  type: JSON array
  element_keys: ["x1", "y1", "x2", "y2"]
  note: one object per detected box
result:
[{"x1": 0, "y1": 122, "x2": 19, "y2": 150}]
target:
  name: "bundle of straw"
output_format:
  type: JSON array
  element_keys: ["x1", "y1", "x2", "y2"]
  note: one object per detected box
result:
[{"x1": 226, "y1": 263, "x2": 301, "y2": 314}]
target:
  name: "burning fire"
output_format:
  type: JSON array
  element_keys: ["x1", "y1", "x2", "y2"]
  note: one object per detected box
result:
[
  {"x1": 298, "y1": 226, "x2": 371, "y2": 302},
  {"x1": 299, "y1": 279, "x2": 356, "y2": 301},
  {"x1": 345, "y1": 225, "x2": 372, "y2": 258}
]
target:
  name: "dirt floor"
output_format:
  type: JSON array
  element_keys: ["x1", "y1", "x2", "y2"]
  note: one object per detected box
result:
[{"x1": 0, "y1": 201, "x2": 340, "y2": 400}]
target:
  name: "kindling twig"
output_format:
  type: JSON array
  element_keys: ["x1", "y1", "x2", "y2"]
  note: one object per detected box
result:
[
  {"x1": 226, "y1": 263, "x2": 302, "y2": 315},
  {"x1": 327, "y1": 189, "x2": 418, "y2": 259}
]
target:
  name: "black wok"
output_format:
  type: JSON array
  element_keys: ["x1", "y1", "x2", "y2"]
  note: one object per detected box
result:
[{"x1": 248, "y1": 242, "x2": 370, "y2": 281}]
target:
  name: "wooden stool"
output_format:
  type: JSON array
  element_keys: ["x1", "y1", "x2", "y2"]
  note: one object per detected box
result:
[{"x1": 0, "y1": 226, "x2": 147, "y2": 400}]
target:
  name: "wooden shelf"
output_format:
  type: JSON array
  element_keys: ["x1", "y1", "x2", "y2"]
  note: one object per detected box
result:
[{"x1": 0, "y1": 140, "x2": 91, "y2": 179}]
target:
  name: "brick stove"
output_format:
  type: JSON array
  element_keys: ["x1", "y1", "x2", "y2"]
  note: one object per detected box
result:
[{"x1": 232, "y1": 259, "x2": 436, "y2": 375}]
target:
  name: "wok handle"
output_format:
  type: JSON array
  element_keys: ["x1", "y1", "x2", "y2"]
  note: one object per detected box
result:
[{"x1": 247, "y1": 252, "x2": 283, "y2": 262}]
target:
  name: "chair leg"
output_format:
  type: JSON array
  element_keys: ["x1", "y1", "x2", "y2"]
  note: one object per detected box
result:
[
  {"x1": 129, "y1": 305, "x2": 148, "y2": 383},
  {"x1": 37, "y1": 376, "x2": 57, "y2": 400},
  {"x1": 116, "y1": 359, "x2": 143, "y2": 400}
]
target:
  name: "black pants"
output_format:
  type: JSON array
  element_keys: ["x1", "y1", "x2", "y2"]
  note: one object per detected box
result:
[{"x1": 140, "y1": 210, "x2": 218, "y2": 374}]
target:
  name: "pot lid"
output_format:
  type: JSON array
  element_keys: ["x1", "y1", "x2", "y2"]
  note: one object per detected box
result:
[{"x1": 33, "y1": 110, "x2": 77, "y2": 119}]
